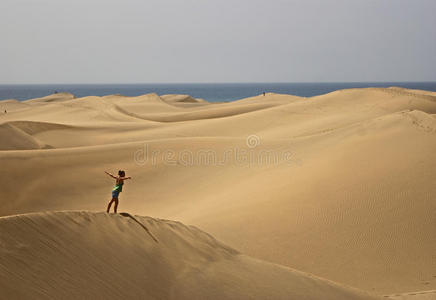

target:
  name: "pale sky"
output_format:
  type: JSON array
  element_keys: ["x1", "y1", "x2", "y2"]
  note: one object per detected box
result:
[{"x1": 1, "y1": 0, "x2": 435, "y2": 84}]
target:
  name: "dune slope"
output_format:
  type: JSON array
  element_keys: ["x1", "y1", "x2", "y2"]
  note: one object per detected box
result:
[
  {"x1": 0, "y1": 211, "x2": 378, "y2": 300},
  {"x1": 0, "y1": 122, "x2": 51, "y2": 150}
]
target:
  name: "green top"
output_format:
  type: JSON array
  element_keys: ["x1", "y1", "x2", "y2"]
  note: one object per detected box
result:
[{"x1": 112, "y1": 181, "x2": 124, "y2": 192}]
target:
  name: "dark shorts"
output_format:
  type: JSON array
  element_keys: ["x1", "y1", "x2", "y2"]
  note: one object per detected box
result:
[{"x1": 112, "y1": 190, "x2": 120, "y2": 199}]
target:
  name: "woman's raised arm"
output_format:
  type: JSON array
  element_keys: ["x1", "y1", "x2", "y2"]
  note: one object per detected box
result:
[{"x1": 105, "y1": 171, "x2": 117, "y2": 179}]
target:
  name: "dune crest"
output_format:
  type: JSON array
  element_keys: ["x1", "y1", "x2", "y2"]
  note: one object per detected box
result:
[{"x1": 23, "y1": 92, "x2": 75, "y2": 104}]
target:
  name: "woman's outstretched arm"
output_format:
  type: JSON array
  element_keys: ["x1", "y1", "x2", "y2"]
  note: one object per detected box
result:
[{"x1": 105, "y1": 171, "x2": 117, "y2": 179}]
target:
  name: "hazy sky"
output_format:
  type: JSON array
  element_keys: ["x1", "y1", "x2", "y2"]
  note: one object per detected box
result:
[{"x1": 1, "y1": 0, "x2": 435, "y2": 83}]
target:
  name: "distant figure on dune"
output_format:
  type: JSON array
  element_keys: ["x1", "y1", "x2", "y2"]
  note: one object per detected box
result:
[
  {"x1": 263, "y1": 92, "x2": 266, "y2": 96},
  {"x1": 105, "y1": 170, "x2": 132, "y2": 213}
]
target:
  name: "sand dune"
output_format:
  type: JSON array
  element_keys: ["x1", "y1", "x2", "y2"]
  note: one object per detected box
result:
[
  {"x1": 114, "y1": 93, "x2": 293, "y2": 122},
  {"x1": 161, "y1": 94, "x2": 208, "y2": 104},
  {"x1": 23, "y1": 92, "x2": 75, "y2": 104},
  {"x1": 0, "y1": 211, "x2": 378, "y2": 300},
  {"x1": 0, "y1": 99, "x2": 29, "y2": 112},
  {"x1": 1, "y1": 87, "x2": 435, "y2": 297},
  {"x1": 0, "y1": 122, "x2": 51, "y2": 150}
]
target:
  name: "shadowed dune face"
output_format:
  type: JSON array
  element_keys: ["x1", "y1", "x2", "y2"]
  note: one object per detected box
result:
[
  {"x1": 161, "y1": 94, "x2": 208, "y2": 105},
  {"x1": 0, "y1": 122, "x2": 53, "y2": 150},
  {"x1": 0, "y1": 88, "x2": 435, "y2": 295},
  {"x1": 0, "y1": 211, "x2": 378, "y2": 300}
]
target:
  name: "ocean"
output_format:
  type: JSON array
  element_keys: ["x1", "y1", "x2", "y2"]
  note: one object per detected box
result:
[{"x1": 1, "y1": 82, "x2": 436, "y2": 102}]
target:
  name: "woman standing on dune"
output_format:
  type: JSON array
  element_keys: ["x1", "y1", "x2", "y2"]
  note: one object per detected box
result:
[{"x1": 105, "y1": 170, "x2": 132, "y2": 213}]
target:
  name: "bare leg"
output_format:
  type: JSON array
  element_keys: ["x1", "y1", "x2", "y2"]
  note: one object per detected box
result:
[
  {"x1": 107, "y1": 198, "x2": 115, "y2": 213},
  {"x1": 114, "y1": 198, "x2": 119, "y2": 213}
]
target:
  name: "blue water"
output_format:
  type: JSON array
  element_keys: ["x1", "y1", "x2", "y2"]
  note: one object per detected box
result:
[{"x1": 1, "y1": 82, "x2": 436, "y2": 102}]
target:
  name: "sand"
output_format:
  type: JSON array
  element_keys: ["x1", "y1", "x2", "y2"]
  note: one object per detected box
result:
[
  {"x1": 1, "y1": 87, "x2": 435, "y2": 298},
  {"x1": 0, "y1": 211, "x2": 378, "y2": 299}
]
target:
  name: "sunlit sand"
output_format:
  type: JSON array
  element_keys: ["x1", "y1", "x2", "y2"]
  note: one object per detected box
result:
[{"x1": 1, "y1": 87, "x2": 435, "y2": 299}]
